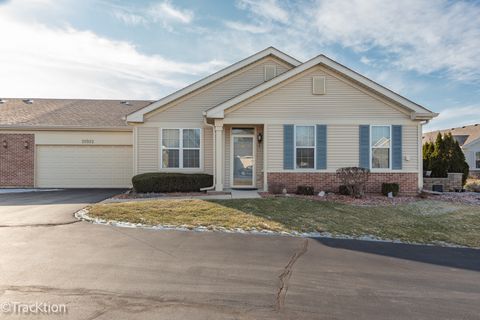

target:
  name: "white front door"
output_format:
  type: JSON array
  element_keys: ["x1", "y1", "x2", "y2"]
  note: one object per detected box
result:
[{"x1": 231, "y1": 129, "x2": 255, "y2": 188}]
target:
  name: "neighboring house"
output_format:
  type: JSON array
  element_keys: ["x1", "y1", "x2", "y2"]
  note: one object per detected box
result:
[
  {"x1": 423, "y1": 124, "x2": 480, "y2": 178},
  {"x1": 0, "y1": 47, "x2": 438, "y2": 194}
]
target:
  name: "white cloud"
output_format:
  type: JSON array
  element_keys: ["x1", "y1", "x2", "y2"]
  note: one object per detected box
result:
[
  {"x1": 307, "y1": 0, "x2": 480, "y2": 82},
  {"x1": 112, "y1": 10, "x2": 148, "y2": 26},
  {"x1": 236, "y1": 0, "x2": 289, "y2": 24},
  {"x1": 110, "y1": 1, "x2": 193, "y2": 28},
  {"x1": 424, "y1": 105, "x2": 480, "y2": 131},
  {"x1": 0, "y1": 10, "x2": 226, "y2": 99},
  {"x1": 224, "y1": 21, "x2": 270, "y2": 34},
  {"x1": 148, "y1": 1, "x2": 193, "y2": 24}
]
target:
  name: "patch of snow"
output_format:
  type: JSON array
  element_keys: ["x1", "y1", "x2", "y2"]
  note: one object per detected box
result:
[{"x1": 0, "y1": 188, "x2": 62, "y2": 194}]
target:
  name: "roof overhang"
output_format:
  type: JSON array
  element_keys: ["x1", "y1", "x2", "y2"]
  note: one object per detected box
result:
[
  {"x1": 126, "y1": 47, "x2": 301, "y2": 123},
  {"x1": 205, "y1": 54, "x2": 438, "y2": 120},
  {"x1": 0, "y1": 126, "x2": 133, "y2": 132}
]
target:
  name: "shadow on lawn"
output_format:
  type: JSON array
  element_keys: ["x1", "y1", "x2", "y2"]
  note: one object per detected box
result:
[{"x1": 313, "y1": 237, "x2": 480, "y2": 272}]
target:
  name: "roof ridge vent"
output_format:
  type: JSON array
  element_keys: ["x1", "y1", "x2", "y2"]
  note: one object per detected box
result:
[
  {"x1": 0, "y1": 98, "x2": 6, "y2": 104},
  {"x1": 23, "y1": 99, "x2": 34, "y2": 104},
  {"x1": 121, "y1": 100, "x2": 131, "y2": 105}
]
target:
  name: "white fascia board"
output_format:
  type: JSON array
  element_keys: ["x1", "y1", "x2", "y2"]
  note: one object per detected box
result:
[
  {"x1": 126, "y1": 47, "x2": 301, "y2": 123},
  {"x1": 206, "y1": 54, "x2": 438, "y2": 119}
]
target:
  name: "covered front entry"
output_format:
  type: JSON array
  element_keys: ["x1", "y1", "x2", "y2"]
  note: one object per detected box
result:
[{"x1": 230, "y1": 128, "x2": 256, "y2": 188}]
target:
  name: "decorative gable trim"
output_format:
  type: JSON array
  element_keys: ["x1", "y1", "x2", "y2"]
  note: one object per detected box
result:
[{"x1": 126, "y1": 47, "x2": 301, "y2": 123}]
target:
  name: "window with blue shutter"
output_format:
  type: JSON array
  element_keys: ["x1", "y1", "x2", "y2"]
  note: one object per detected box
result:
[
  {"x1": 283, "y1": 124, "x2": 294, "y2": 169},
  {"x1": 392, "y1": 125, "x2": 402, "y2": 170},
  {"x1": 359, "y1": 125, "x2": 370, "y2": 169},
  {"x1": 316, "y1": 125, "x2": 327, "y2": 169}
]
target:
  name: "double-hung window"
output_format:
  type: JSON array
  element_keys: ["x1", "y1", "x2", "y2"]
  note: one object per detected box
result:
[
  {"x1": 371, "y1": 125, "x2": 391, "y2": 169},
  {"x1": 295, "y1": 125, "x2": 315, "y2": 169},
  {"x1": 162, "y1": 128, "x2": 200, "y2": 168},
  {"x1": 476, "y1": 151, "x2": 480, "y2": 169}
]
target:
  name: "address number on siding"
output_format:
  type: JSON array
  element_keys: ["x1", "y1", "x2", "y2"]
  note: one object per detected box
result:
[{"x1": 81, "y1": 139, "x2": 95, "y2": 144}]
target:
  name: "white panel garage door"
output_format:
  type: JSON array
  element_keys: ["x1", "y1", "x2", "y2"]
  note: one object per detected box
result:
[{"x1": 36, "y1": 145, "x2": 133, "y2": 188}]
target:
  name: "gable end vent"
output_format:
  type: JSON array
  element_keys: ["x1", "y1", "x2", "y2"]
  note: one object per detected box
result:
[
  {"x1": 264, "y1": 65, "x2": 277, "y2": 81},
  {"x1": 312, "y1": 76, "x2": 326, "y2": 95}
]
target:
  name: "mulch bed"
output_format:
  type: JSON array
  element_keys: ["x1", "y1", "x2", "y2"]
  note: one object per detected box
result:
[{"x1": 260, "y1": 192, "x2": 480, "y2": 206}]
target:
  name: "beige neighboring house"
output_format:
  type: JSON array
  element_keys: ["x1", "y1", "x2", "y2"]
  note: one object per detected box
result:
[
  {"x1": 423, "y1": 124, "x2": 480, "y2": 177},
  {"x1": 0, "y1": 47, "x2": 438, "y2": 193}
]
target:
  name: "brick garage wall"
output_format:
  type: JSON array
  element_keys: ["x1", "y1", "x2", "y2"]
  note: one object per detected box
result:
[
  {"x1": 0, "y1": 134, "x2": 35, "y2": 187},
  {"x1": 268, "y1": 172, "x2": 419, "y2": 195}
]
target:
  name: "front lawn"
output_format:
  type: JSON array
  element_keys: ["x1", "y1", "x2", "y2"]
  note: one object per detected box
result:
[{"x1": 87, "y1": 198, "x2": 480, "y2": 247}]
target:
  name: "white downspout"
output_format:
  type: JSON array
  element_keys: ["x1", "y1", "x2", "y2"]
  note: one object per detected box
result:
[
  {"x1": 418, "y1": 120, "x2": 430, "y2": 192},
  {"x1": 200, "y1": 114, "x2": 216, "y2": 191}
]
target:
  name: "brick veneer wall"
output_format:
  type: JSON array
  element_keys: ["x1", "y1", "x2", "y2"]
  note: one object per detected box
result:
[
  {"x1": 267, "y1": 172, "x2": 419, "y2": 195},
  {"x1": 0, "y1": 134, "x2": 35, "y2": 187}
]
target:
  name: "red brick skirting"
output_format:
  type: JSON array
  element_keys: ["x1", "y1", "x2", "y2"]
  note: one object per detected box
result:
[
  {"x1": 0, "y1": 134, "x2": 35, "y2": 187},
  {"x1": 267, "y1": 172, "x2": 419, "y2": 195}
]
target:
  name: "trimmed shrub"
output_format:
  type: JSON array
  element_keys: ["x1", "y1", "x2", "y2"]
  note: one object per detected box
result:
[
  {"x1": 382, "y1": 183, "x2": 400, "y2": 197},
  {"x1": 338, "y1": 185, "x2": 351, "y2": 195},
  {"x1": 269, "y1": 182, "x2": 285, "y2": 195},
  {"x1": 296, "y1": 185, "x2": 314, "y2": 195},
  {"x1": 132, "y1": 173, "x2": 213, "y2": 193}
]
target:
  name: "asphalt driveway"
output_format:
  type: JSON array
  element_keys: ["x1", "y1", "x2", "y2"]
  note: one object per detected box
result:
[
  {"x1": 0, "y1": 189, "x2": 122, "y2": 226},
  {"x1": 0, "y1": 190, "x2": 479, "y2": 319}
]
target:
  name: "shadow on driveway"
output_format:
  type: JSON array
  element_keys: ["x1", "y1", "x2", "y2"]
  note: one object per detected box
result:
[
  {"x1": 313, "y1": 237, "x2": 480, "y2": 272},
  {"x1": 0, "y1": 189, "x2": 124, "y2": 206}
]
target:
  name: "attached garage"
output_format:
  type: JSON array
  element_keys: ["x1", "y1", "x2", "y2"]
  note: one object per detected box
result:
[{"x1": 36, "y1": 145, "x2": 133, "y2": 188}]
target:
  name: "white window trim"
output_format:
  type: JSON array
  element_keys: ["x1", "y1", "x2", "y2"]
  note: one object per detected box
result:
[
  {"x1": 370, "y1": 125, "x2": 392, "y2": 171},
  {"x1": 161, "y1": 128, "x2": 202, "y2": 169},
  {"x1": 294, "y1": 125, "x2": 316, "y2": 170},
  {"x1": 476, "y1": 151, "x2": 480, "y2": 169}
]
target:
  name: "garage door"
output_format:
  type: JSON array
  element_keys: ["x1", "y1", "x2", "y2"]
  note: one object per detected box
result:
[{"x1": 36, "y1": 145, "x2": 133, "y2": 188}]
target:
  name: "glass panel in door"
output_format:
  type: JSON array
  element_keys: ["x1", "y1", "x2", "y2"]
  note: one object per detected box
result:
[{"x1": 233, "y1": 136, "x2": 254, "y2": 186}]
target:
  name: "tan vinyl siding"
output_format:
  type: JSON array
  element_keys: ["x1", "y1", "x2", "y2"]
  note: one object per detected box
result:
[
  {"x1": 225, "y1": 66, "x2": 410, "y2": 123},
  {"x1": 224, "y1": 126, "x2": 231, "y2": 188},
  {"x1": 266, "y1": 124, "x2": 419, "y2": 172},
  {"x1": 137, "y1": 127, "x2": 159, "y2": 173},
  {"x1": 266, "y1": 124, "x2": 284, "y2": 171},
  {"x1": 403, "y1": 125, "x2": 419, "y2": 171},
  {"x1": 146, "y1": 58, "x2": 292, "y2": 123},
  {"x1": 327, "y1": 125, "x2": 359, "y2": 169},
  {"x1": 203, "y1": 126, "x2": 214, "y2": 175}
]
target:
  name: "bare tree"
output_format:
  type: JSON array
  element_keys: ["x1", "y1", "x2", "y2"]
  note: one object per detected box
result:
[{"x1": 336, "y1": 167, "x2": 370, "y2": 198}]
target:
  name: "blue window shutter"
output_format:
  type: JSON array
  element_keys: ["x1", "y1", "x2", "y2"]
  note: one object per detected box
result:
[
  {"x1": 359, "y1": 125, "x2": 370, "y2": 169},
  {"x1": 392, "y1": 125, "x2": 402, "y2": 170},
  {"x1": 283, "y1": 124, "x2": 294, "y2": 170},
  {"x1": 316, "y1": 125, "x2": 327, "y2": 169}
]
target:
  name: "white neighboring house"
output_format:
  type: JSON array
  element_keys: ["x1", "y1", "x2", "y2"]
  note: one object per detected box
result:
[
  {"x1": 0, "y1": 47, "x2": 438, "y2": 193},
  {"x1": 423, "y1": 124, "x2": 480, "y2": 178}
]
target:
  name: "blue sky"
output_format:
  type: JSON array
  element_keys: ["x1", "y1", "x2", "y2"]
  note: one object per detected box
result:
[{"x1": 0, "y1": 0, "x2": 479, "y2": 131}]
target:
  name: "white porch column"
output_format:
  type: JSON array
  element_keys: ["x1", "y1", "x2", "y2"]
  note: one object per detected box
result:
[{"x1": 214, "y1": 119, "x2": 224, "y2": 191}]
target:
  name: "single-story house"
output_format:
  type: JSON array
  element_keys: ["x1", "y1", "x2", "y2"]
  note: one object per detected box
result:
[
  {"x1": 0, "y1": 47, "x2": 438, "y2": 193},
  {"x1": 423, "y1": 124, "x2": 480, "y2": 178}
]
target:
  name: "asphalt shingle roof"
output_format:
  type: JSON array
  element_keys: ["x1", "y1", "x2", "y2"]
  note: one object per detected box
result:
[
  {"x1": 0, "y1": 98, "x2": 153, "y2": 129},
  {"x1": 423, "y1": 124, "x2": 480, "y2": 146}
]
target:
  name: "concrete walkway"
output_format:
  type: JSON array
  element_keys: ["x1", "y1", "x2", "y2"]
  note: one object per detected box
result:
[{"x1": 103, "y1": 190, "x2": 261, "y2": 203}]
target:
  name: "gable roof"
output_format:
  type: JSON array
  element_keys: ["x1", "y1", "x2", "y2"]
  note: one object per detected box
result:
[
  {"x1": 0, "y1": 98, "x2": 153, "y2": 130},
  {"x1": 205, "y1": 54, "x2": 438, "y2": 120},
  {"x1": 423, "y1": 124, "x2": 480, "y2": 148},
  {"x1": 126, "y1": 47, "x2": 301, "y2": 123}
]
